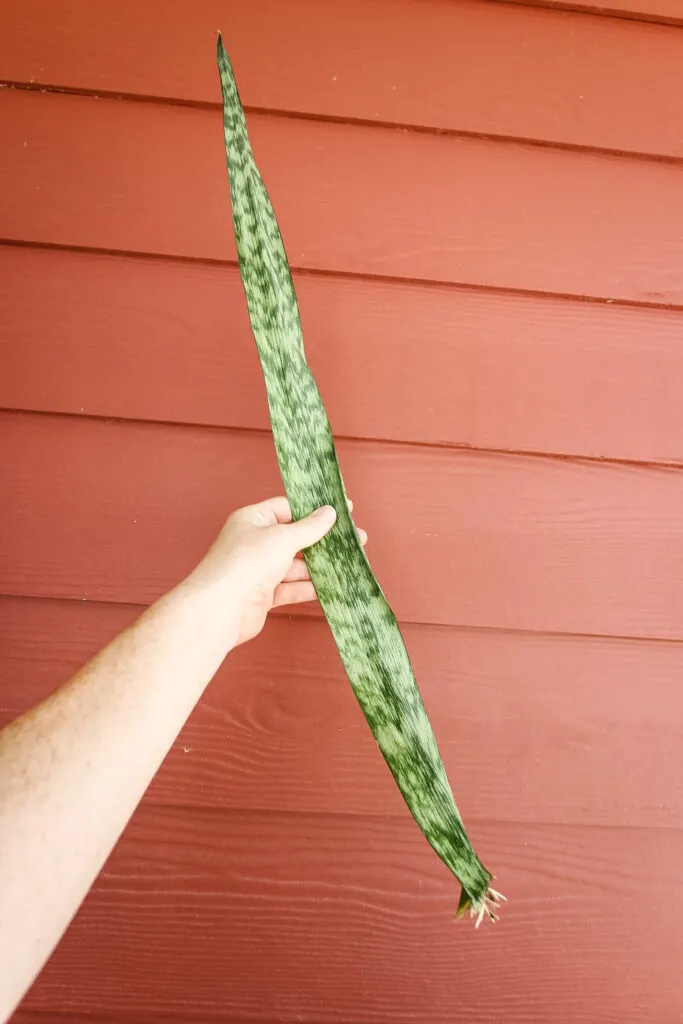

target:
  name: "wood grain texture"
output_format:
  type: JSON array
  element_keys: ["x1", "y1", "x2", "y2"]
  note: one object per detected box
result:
[
  {"x1": 12, "y1": 1014, "x2": 278, "y2": 1024},
  {"x1": 2, "y1": 595, "x2": 681, "y2": 830},
  {"x1": 2, "y1": 90, "x2": 683, "y2": 305},
  {"x1": 13, "y1": 1016, "x2": 171, "y2": 1024},
  {"x1": 4, "y1": 245, "x2": 683, "y2": 465},
  {"x1": 1, "y1": 0, "x2": 682, "y2": 156},
  {"x1": 3, "y1": 411, "x2": 683, "y2": 640},
  {"x1": 16, "y1": 803, "x2": 683, "y2": 1023}
]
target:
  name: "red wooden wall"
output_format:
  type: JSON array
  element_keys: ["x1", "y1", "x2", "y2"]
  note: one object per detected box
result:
[{"x1": 1, "y1": 1, "x2": 682, "y2": 1021}]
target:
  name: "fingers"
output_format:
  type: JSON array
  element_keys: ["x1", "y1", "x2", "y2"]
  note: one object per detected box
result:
[
  {"x1": 280, "y1": 516, "x2": 368, "y2": 587},
  {"x1": 283, "y1": 521, "x2": 367, "y2": 580},
  {"x1": 293, "y1": 523, "x2": 367, "y2": 561},
  {"x1": 283, "y1": 558, "x2": 311, "y2": 583},
  {"x1": 245, "y1": 496, "x2": 293, "y2": 526},
  {"x1": 246, "y1": 495, "x2": 354, "y2": 528},
  {"x1": 287, "y1": 505, "x2": 337, "y2": 551},
  {"x1": 242, "y1": 497, "x2": 365, "y2": 560},
  {"x1": 273, "y1": 580, "x2": 318, "y2": 608}
]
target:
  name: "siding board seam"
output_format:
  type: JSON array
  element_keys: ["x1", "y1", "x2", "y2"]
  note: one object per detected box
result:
[
  {"x1": 5, "y1": 404, "x2": 683, "y2": 476},
  {"x1": 2, "y1": 79, "x2": 683, "y2": 168},
  {"x1": 4, "y1": 591, "x2": 683, "y2": 649},
  {"x1": 490, "y1": 0, "x2": 683, "y2": 27},
  {"x1": 2, "y1": 238, "x2": 682, "y2": 316},
  {"x1": 136, "y1": 802, "x2": 683, "y2": 834}
]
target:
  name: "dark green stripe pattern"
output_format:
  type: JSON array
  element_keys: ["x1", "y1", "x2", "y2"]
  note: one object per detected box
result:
[{"x1": 216, "y1": 35, "x2": 502, "y2": 924}]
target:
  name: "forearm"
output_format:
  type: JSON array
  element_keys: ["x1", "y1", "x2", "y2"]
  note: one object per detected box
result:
[
  {"x1": 0, "y1": 496, "x2": 340, "y2": 1021},
  {"x1": 0, "y1": 570, "x2": 239, "y2": 1022}
]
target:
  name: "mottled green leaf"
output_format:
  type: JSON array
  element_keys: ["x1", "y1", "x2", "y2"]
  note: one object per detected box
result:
[{"x1": 216, "y1": 35, "x2": 502, "y2": 923}]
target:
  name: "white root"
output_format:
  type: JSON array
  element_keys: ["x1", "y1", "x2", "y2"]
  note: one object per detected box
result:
[{"x1": 472, "y1": 886, "x2": 507, "y2": 928}]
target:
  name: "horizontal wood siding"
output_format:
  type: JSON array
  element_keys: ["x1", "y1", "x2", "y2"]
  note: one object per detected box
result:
[
  {"x1": 12, "y1": 804, "x2": 683, "y2": 1023},
  {"x1": 4, "y1": 246, "x2": 683, "y2": 464},
  {"x1": 5, "y1": 411, "x2": 683, "y2": 639},
  {"x1": 3, "y1": 90, "x2": 683, "y2": 304},
  {"x1": 2, "y1": 2, "x2": 682, "y2": 1022},
  {"x1": 2, "y1": 596, "x2": 682, "y2": 830},
  {"x1": 1, "y1": 0, "x2": 682, "y2": 155}
]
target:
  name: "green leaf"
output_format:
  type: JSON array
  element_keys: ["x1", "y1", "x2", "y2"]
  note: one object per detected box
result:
[{"x1": 216, "y1": 34, "x2": 503, "y2": 924}]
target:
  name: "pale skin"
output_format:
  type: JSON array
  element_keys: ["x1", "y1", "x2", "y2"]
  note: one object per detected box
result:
[{"x1": 0, "y1": 496, "x2": 366, "y2": 1023}]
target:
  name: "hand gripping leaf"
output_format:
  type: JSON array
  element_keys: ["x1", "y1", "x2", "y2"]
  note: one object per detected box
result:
[{"x1": 216, "y1": 36, "x2": 503, "y2": 925}]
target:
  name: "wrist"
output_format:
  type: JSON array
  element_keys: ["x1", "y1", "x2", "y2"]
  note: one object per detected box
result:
[{"x1": 168, "y1": 561, "x2": 247, "y2": 656}]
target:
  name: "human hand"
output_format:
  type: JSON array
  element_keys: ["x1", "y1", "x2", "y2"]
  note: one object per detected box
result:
[{"x1": 189, "y1": 496, "x2": 367, "y2": 647}]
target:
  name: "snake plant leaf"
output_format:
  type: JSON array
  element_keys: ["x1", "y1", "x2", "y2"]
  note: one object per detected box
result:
[{"x1": 216, "y1": 34, "x2": 503, "y2": 924}]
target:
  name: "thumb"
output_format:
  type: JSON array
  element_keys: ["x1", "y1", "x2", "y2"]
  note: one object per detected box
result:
[{"x1": 289, "y1": 505, "x2": 337, "y2": 551}]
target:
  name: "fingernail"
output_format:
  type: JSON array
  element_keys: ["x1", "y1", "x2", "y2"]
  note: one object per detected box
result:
[{"x1": 317, "y1": 505, "x2": 335, "y2": 517}]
